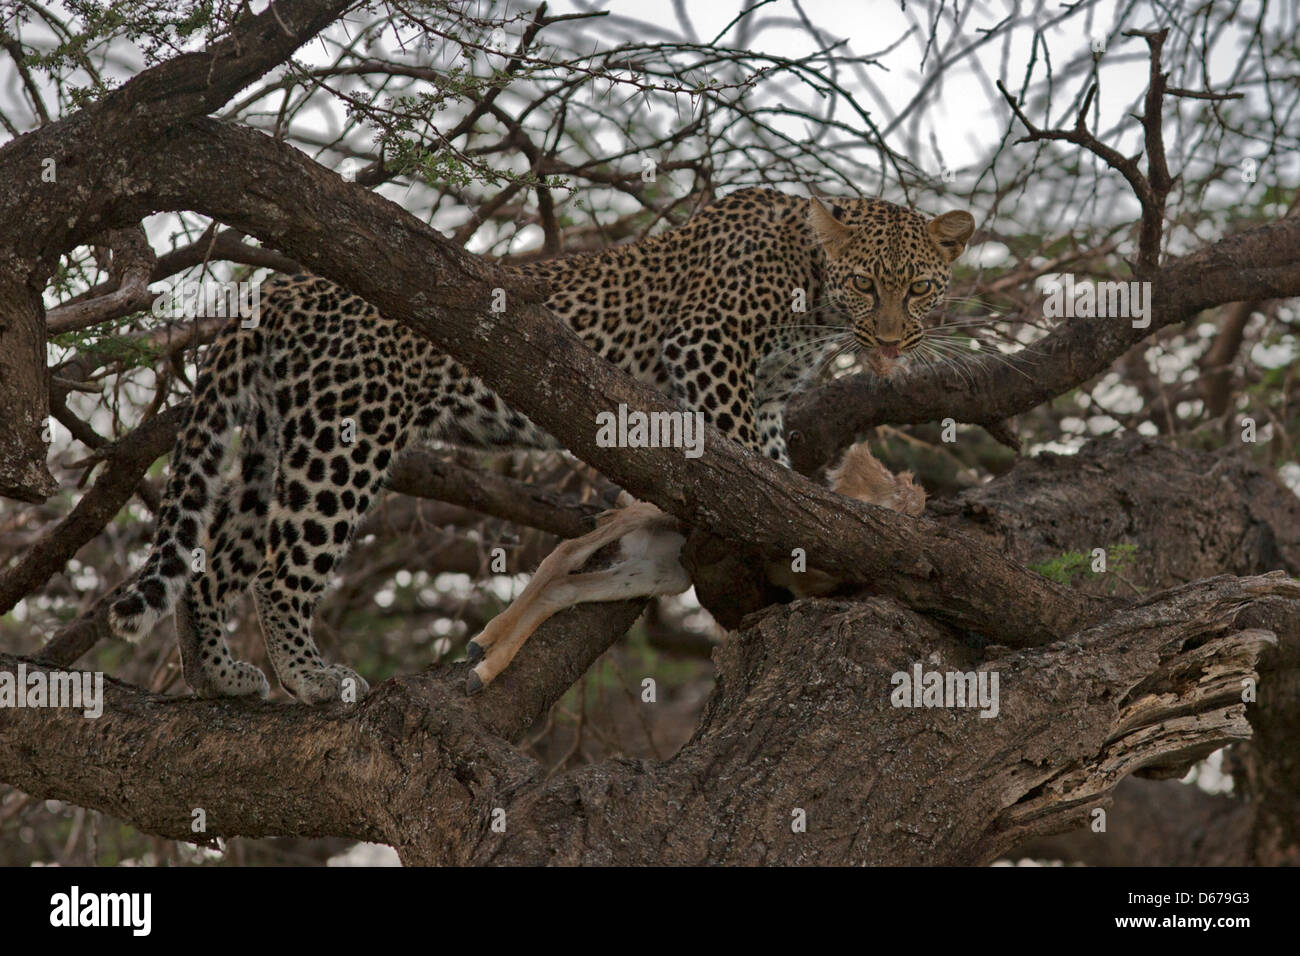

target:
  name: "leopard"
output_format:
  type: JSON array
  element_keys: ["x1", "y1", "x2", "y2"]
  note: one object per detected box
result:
[{"x1": 108, "y1": 187, "x2": 975, "y2": 704}]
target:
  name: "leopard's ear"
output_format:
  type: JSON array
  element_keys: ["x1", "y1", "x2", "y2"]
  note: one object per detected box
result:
[
  {"x1": 808, "y1": 196, "x2": 855, "y2": 260},
  {"x1": 928, "y1": 210, "x2": 975, "y2": 263}
]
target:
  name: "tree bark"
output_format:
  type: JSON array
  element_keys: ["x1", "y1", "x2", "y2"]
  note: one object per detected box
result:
[
  {"x1": 3, "y1": 4, "x2": 1300, "y2": 865},
  {"x1": 1, "y1": 576, "x2": 1286, "y2": 864},
  {"x1": 929, "y1": 435, "x2": 1300, "y2": 865},
  {"x1": 0, "y1": 279, "x2": 56, "y2": 502},
  {"x1": 3, "y1": 438, "x2": 1296, "y2": 865}
]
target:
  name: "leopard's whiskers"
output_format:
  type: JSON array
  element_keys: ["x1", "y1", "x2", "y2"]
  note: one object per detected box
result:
[
  {"x1": 925, "y1": 331, "x2": 1046, "y2": 363},
  {"x1": 913, "y1": 340, "x2": 978, "y2": 389},
  {"x1": 909, "y1": 347, "x2": 955, "y2": 386},
  {"x1": 764, "y1": 331, "x2": 852, "y2": 381},
  {"x1": 762, "y1": 330, "x2": 849, "y2": 363},
  {"x1": 918, "y1": 337, "x2": 1036, "y2": 382}
]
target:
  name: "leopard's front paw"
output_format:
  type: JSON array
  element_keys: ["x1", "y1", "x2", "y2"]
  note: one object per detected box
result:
[
  {"x1": 283, "y1": 663, "x2": 369, "y2": 705},
  {"x1": 194, "y1": 661, "x2": 271, "y2": 699}
]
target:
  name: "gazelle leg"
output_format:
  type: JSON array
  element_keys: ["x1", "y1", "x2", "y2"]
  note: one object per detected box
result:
[
  {"x1": 466, "y1": 499, "x2": 664, "y2": 662},
  {"x1": 466, "y1": 500, "x2": 686, "y2": 693},
  {"x1": 468, "y1": 545, "x2": 689, "y2": 693}
]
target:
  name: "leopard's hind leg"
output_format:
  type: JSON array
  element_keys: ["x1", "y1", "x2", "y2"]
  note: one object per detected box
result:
[
  {"x1": 176, "y1": 407, "x2": 277, "y2": 698},
  {"x1": 248, "y1": 396, "x2": 408, "y2": 704}
]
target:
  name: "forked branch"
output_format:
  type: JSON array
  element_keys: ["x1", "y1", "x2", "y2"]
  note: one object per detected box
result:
[{"x1": 997, "y1": 28, "x2": 1174, "y2": 272}]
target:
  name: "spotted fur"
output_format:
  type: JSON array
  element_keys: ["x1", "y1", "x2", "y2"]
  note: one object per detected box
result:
[{"x1": 109, "y1": 187, "x2": 973, "y2": 703}]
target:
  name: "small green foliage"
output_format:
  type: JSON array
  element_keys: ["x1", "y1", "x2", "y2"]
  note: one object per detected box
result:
[
  {"x1": 1030, "y1": 543, "x2": 1136, "y2": 587},
  {"x1": 379, "y1": 126, "x2": 570, "y2": 193},
  {"x1": 30, "y1": 1, "x2": 223, "y2": 70},
  {"x1": 51, "y1": 313, "x2": 164, "y2": 371}
]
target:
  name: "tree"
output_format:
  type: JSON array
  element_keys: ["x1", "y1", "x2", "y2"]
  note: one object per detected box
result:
[{"x1": 0, "y1": 0, "x2": 1296, "y2": 865}]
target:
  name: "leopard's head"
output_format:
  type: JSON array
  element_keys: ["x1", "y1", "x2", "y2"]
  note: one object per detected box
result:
[{"x1": 808, "y1": 196, "x2": 975, "y2": 369}]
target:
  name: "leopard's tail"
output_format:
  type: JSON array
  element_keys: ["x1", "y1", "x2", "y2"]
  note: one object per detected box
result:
[{"x1": 109, "y1": 323, "x2": 262, "y2": 641}]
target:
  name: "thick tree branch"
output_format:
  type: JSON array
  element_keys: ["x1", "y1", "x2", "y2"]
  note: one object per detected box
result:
[
  {"x1": 10, "y1": 436, "x2": 1298, "y2": 863},
  {"x1": 4, "y1": 572, "x2": 1290, "y2": 864},
  {"x1": 386, "y1": 449, "x2": 611, "y2": 541},
  {"x1": 2, "y1": 584, "x2": 646, "y2": 857}
]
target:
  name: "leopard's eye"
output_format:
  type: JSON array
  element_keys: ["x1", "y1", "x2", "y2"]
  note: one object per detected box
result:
[
  {"x1": 850, "y1": 275, "x2": 875, "y2": 295},
  {"x1": 909, "y1": 279, "x2": 933, "y2": 296}
]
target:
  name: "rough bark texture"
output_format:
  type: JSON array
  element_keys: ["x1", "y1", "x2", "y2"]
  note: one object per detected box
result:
[
  {"x1": 470, "y1": 593, "x2": 1277, "y2": 865},
  {"x1": 924, "y1": 436, "x2": 1300, "y2": 865},
  {"x1": 0, "y1": 279, "x2": 56, "y2": 502},
  {"x1": 3, "y1": 438, "x2": 1297, "y2": 865},
  {"x1": 927, "y1": 435, "x2": 1300, "y2": 589},
  {"x1": 687, "y1": 432, "x2": 1300, "y2": 631},
  {"x1": 1, "y1": 578, "x2": 1287, "y2": 864},
  {"x1": 3, "y1": 2, "x2": 1300, "y2": 866}
]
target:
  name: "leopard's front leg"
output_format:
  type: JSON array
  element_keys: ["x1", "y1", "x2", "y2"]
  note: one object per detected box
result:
[
  {"x1": 662, "y1": 329, "x2": 765, "y2": 457},
  {"x1": 756, "y1": 399, "x2": 791, "y2": 466}
]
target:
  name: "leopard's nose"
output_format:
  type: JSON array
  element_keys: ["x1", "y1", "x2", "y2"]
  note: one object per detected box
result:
[{"x1": 876, "y1": 338, "x2": 901, "y2": 358}]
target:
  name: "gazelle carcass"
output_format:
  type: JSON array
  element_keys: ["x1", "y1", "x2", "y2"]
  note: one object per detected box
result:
[{"x1": 465, "y1": 442, "x2": 926, "y2": 693}]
